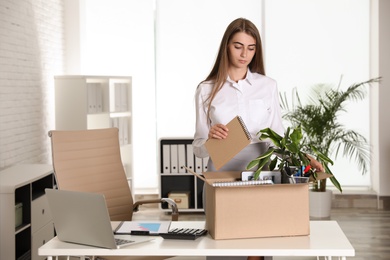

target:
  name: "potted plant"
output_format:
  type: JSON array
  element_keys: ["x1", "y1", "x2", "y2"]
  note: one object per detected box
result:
[
  {"x1": 246, "y1": 125, "x2": 334, "y2": 185},
  {"x1": 279, "y1": 77, "x2": 380, "y2": 217},
  {"x1": 280, "y1": 78, "x2": 379, "y2": 189}
]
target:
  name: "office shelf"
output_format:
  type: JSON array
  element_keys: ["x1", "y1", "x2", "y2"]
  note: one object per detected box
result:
[
  {"x1": 0, "y1": 164, "x2": 55, "y2": 260},
  {"x1": 159, "y1": 139, "x2": 206, "y2": 212}
]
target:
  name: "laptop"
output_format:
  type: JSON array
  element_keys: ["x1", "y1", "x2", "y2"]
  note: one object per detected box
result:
[{"x1": 45, "y1": 188, "x2": 153, "y2": 249}]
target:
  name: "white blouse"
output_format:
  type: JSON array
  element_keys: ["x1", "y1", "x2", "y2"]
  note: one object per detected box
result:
[{"x1": 193, "y1": 70, "x2": 285, "y2": 158}]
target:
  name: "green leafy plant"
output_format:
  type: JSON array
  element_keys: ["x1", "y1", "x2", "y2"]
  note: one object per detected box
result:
[
  {"x1": 279, "y1": 77, "x2": 380, "y2": 192},
  {"x1": 246, "y1": 125, "x2": 336, "y2": 189}
]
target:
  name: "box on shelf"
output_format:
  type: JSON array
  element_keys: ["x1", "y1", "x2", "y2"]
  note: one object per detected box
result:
[
  {"x1": 200, "y1": 171, "x2": 310, "y2": 240},
  {"x1": 168, "y1": 191, "x2": 190, "y2": 209},
  {"x1": 15, "y1": 202, "x2": 23, "y2": 227}
]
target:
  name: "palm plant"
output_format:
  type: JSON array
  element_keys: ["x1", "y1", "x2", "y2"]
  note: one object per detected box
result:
[{"x1": 280, "y1": 77, "x2": 380, "y2": 192}]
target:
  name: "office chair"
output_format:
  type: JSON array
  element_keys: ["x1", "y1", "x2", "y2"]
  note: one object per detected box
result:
[{"x1": 48, "y1": 128, "x2": 179, "y2": 222}]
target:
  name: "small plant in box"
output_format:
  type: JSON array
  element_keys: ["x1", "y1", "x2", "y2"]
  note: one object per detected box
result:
[{"x1": 246, "y1": 125, "x2": 336, "y2": 189}]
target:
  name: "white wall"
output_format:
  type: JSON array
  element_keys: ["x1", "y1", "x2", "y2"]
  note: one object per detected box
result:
[
  {"x1": 0, "y1": 0, "x2": 64, "y2": 169},
  {"x1": 370, "y1": 0, "x2": 390, "y2": 197}
]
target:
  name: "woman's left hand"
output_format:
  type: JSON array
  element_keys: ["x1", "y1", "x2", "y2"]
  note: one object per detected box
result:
[
  {"x1": 208, "y1": 124, "x2": 229, "y2": 139},
  {"x1": 307, "y1": 155, "x2": 324, "y2": 172}
]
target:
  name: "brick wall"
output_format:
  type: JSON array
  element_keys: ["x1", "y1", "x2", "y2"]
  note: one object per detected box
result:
[{"x1": 0, "y1": 0, "x2": 64, "y2": 169}]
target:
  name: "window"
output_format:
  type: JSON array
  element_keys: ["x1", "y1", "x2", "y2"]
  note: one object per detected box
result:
[{"x1": 265, "y1": 0, "x2": 371, "y2": 188}]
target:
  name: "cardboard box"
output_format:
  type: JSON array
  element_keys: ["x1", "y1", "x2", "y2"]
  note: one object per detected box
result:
[
  {"x1": 168, "y1": 191, "x2": 190, "y2": 209},
  {"x1": 202, "y1": 171, "x2": 310, "y2": 240}
]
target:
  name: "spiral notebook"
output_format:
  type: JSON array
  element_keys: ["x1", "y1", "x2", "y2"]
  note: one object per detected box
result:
[
  {"x1": 212, "y1": 179, "x2": 273, "y2": 187},
  {"x1": 205, "y1": 116, "x2": 251, "y2": 170}
]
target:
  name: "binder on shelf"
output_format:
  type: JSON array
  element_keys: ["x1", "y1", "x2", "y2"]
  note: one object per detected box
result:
[
  {"x1": 170, "y1": 144, "x2": 179, "y2": 173},
  {"x1": 115, "y1": 83, "x2": 122, "y2": 112},
  {"x1": 118, "y1": 117, "x2": 124, "y2": 145},
  {"x1": 162, "y1": 144, "x2": 171, "y2": 174},
  {"x1": 120, "y1": 83, "x2": 128, "y2": 112},
  {"x1": 205, "y1": 116, "x2": 251, "y2": 170},
  {"x1": 95, "y1": 83, "x2": 103, "y2": 113},
  {"x1": 110, "y1": 82, "x2": 123, "y2": 112},
  {"x1": 186, "y1": 144, "x2": 194, "y2": 172},
  {"x1": 202, "y1": 157, "x2": 209, "y2": 172},
  {"x1": 122, "y1": 117, "x2": 129, "y2": 145},
  {"x1": 111, "y1": 117, "x2": 119, "y2": 129},
  {"x1": 177, "y1": 144, "x2": 186, "y2": 173},
  {"x1": 195, "y1": 156, "x2": 203, "y2": 173},
  {"x1": 87, "y1": 83, "x2": 97, "y2": 113}
]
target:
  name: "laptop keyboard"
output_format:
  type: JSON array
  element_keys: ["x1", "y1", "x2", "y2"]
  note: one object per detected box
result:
[{"x1": 115, "y1": 238, "x2": 135, "y2": 246}]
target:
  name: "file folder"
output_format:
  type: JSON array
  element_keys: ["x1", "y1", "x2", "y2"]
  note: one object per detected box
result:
[
  {"x1": 205, "y1": 116, "x2": 251, "y2": 170},
  {"x1": 87, "y1": 83, "x2": 97, "y2": 113},
  {"x1": 195, "y1": 156, "x2": 203, "y2": 173},
  {"x1": 115, "y1": 83, "x2": 121, "y2": 112},
  {"x1": 202, "y1": 157, "x2": 209, "y2": 172},
  {"x1": 111, "y1": 117, "x2": 119, "y2": 129},
  {"x1": 118, "y1": 117, "x2": 124, "y2": 145},
  {"x1": 162, "y1": 144, "x2": 171, "y2": 174},
  {"x1": 170, "y1": 144, "x2": 179, "y2": 173},
  {"x1": 186, "y1": 144, "x2": 194, "y2": 172},
  {"x1": 122, "y1": 117, "x2": 129, "y2": 145},
  {"x1": 120, "y1": 83, "x2": 128, "y2": 112},
  {"x1": 95, "y1": 83, "x2": 103, "y2": 113},
  {"x1": 178, "y1": 144, "x2": 186, "y2": 173}
]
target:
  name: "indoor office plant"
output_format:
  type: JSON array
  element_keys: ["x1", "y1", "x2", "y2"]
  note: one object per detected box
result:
[
  {"x1": 279, "y1": 77, "x2": 380, "y2": 192},
  {"x1": 246, "y1": 125, "x2": 334, "y2": 186},
  {"x1": 278, "y1": 77, "x2": 380, "y2": 217}
]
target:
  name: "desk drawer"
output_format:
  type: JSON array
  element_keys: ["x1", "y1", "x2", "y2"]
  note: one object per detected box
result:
[
  {"x1": 31, "y1": 195, "x2": 52, "y2": 233},
  {"x1": 32, "y1": 221, "x2": 54, "y2": 260}
]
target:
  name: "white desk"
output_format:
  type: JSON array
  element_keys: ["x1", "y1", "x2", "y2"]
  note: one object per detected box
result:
[{"x1": 39, "y1": 221, "x2": 354, "y2": 260}]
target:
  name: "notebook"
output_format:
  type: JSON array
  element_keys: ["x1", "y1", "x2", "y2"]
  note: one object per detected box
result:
[
  {"x1": 212, "y1": 179, "x2": 273, "y2": 187},
  {"x1": 45, "y1": 189, "x2": 153, "y2": 249},
  {"x1": 205, "y1": 115, "x2": 251, "y2": 170}
]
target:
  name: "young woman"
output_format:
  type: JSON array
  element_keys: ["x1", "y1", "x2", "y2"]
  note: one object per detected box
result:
[
  {"x1": 192, "y1": 18, "x2": 322, "y2": 260},
  {"x1": 193, "y1": 17, "x2": 323, "y2": 172}
]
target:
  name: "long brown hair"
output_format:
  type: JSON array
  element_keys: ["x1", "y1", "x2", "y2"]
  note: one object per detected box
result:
[{"x1": 203, "y1": 18, "x2": 265, "y2": 120}]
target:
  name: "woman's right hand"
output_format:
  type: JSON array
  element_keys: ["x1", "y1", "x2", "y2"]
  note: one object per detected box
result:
[{"x1": 208, "y1": 124, "x2": 229, "y2": 139}]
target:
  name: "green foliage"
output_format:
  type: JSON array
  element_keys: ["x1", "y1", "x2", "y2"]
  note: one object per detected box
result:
[
  {"x1": 246, "y1": 126, "x2": 335, "y2": 189},
  {"x1": 279, "y1": 77, "x2": 380, "y2": 192}
]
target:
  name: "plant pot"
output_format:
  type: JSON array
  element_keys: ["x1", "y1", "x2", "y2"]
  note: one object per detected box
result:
[
  {"x1": 309, "y1": 189, "x2": 333, "y2": 219},
  {"x1": 281, "y1": 166, "x2": 300, "y2": 183},
  {"x1": 289, "y1": 176, "x2": 309, "y2": 184}
]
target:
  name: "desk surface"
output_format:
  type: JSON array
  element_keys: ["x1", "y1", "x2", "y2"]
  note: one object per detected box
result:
[{"x1": 39, "y1": 221, "x2": 354, "y2": 258}]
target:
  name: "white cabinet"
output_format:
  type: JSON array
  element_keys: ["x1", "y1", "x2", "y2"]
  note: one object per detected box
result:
[
  {"x1": 54, "y1": 75, "x2": 133, "y2": 189},
  {"x1": 0, "y1": 164, "x2": 55, "y2": 260}
]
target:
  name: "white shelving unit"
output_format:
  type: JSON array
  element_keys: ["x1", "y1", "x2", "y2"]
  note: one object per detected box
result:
[
  {"x1": 0, "y1": 164, "x2": 55, "y2": 260},
  {"x1": 54, "y1": 75, "x2": 133, "y2": 190}
]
